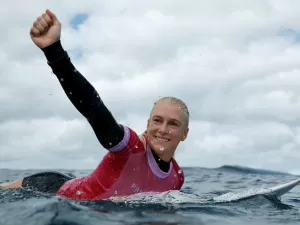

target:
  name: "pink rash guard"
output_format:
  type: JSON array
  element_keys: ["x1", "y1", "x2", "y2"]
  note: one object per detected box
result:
[{"x1": 56, "y1": 126, "x2": 185, "y2": 200}]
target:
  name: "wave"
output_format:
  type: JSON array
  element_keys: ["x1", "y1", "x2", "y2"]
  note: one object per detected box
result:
[{"x1": 216, "y1": 165, "x2": 292, "y2": 176}]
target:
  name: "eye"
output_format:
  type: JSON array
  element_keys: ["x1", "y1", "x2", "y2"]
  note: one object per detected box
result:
[
  {"x1": 169, "y1": 121, "x2": 179, "y2": 126},
  {"x1": 152, "y1": 118, "x2": 162, "y2": 124}
]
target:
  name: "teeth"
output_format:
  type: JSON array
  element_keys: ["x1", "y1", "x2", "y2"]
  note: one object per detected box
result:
[{"x1": 156, "y1": 137, "x2": 169, "y2": 142}]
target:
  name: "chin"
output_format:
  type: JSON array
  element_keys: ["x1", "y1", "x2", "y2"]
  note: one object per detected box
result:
[{"x1": 149, "y1": 142, "x2": 163, "y2": 151}]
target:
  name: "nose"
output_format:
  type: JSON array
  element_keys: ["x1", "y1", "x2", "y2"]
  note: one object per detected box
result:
[{"x1": 158, "y1": 123, "x2": 168, "y2": 134}]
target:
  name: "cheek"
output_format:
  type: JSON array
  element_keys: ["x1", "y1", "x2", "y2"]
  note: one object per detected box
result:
[
  {"x1": 147, "y1": 122, "x2": 154, "y2": 129},
  {"x1": 146, "y1": 128, "x2": 156, "y2": 141},
  {"x1": 172, "y1": 129, "x2": 186, "y2": 140},
  {"x1": 168, "y1": 130, "x2": 181, "y2": 140},
  {"x1": 147, "y1": 122, "x2": 159, "y2": 133},
  {"x1": 147, "y1": 125, "x2": 154, "y2": 133}
]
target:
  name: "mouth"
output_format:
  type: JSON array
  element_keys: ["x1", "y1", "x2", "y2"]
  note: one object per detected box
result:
[{"x1": 155, "y1": 136, "x2": 170, "y2": 142}]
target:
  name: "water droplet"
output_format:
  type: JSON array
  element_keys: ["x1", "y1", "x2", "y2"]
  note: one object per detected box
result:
[
  {"x1": 79, "y1": 100, "x2": 83, "y2": 103},
  {"x1": 133, "y1": 168, "x2": 135, "y2": 171},
  {"x1": 159, "y1": 147, "x2": 164, "y2": 151},
  {"x1": 174, "y1": 186, "x2": 176, "y2": 188},
  {"x1": 60, "y1": 78, "x2": 64, "y2": 82},
  {"x1": 135, "y1": 145, "x2": 138, "y2": 148},
  {"x1": 76, "y1": 191, "x2": 81, "y2": 196},
  {"x1": 174, "y1": 174, "x2": 177, "y2": 177},
  {"x1": 168, "y1": 131, "x2": 172, "y2": 134},
  {"x1": 69, "y1": 92, "x2": 72, "y2": 95},
  {"x1": 178, "y1": 170, "x2": 182, "y2": 174},
  {"x1": 109, "y1": 142, "x2": 112, "y2": 146},
  {"x1": 114, "y1": 191, "x2": 118, "y2": 195}
]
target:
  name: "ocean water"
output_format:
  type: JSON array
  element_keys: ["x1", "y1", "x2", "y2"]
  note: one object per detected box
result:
[{"x1": 0, "y1": 166, "x2": 299, "y2": 225}]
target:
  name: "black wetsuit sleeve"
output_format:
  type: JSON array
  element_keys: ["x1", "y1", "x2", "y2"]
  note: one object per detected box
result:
[{"x1": 41, "y1": 40, "x2": 124, "y2": 149}]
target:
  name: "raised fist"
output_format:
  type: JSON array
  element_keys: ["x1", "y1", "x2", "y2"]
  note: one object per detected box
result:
[{"x1": 30, "y1": 9, "x2": 61, "y2": 48}]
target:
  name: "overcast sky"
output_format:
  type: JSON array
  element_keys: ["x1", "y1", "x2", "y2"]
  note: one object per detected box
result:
[{"x1": 1, "y1": 0, "x2": 300, "y2": 174}]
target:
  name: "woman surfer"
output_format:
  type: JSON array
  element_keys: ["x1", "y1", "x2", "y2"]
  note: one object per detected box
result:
[{"x1": 0, "y1": 9, "x2": 190, "y2": 201}]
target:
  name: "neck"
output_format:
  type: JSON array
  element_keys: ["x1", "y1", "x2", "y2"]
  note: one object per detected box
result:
[
  {"x1": 151, "y1": 149, "x2": 171, "y2": 173},
  {"x1": 152, "y1": 149, "x2": 172, "y2": 162}
]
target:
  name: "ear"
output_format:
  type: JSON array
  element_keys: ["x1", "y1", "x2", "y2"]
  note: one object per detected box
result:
[{"x1": 181, "y1": 127, "x2": 189, "y2": 141}]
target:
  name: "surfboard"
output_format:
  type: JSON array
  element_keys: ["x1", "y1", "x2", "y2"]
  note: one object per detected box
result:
[{"x1": 209, "y1": 178, "x2": 300, "y2": 203}]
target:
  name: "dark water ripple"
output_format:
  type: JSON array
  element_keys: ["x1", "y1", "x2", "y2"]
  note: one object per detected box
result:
[{"x1": 0, "y1": 166, "x2": 300, "y2": 225}]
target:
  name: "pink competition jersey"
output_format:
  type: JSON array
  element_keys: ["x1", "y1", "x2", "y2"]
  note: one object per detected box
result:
[{"x1": 56, "y1": 126, "x2": 184, "y2": 200}]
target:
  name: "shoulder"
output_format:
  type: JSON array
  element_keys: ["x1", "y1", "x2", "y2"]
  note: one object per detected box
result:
[{"x1": 107, "y1": 125, "x2": 146, "y2": 154}]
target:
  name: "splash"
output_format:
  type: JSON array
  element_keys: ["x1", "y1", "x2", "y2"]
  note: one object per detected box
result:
[{"x1": 109, "y1": 190, "x2": 203, "y2": 206}]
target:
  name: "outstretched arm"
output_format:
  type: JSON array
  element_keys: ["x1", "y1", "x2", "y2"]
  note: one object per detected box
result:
[
  {"x1": 41, "y1": 41, "x2": 124, "y2": 149},
  {"x1": 30, "y1": 9, "x2": 124, "y2": 149}
]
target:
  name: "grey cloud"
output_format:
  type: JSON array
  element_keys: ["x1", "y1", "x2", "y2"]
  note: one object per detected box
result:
[{"x1": 2, "y1": 1, "x2": 300, "y2": 173}]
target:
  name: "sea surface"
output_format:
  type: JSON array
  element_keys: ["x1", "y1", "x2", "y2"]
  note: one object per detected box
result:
[{"x1": 0, "y1": 166, "x2": 299, "y2": 225}]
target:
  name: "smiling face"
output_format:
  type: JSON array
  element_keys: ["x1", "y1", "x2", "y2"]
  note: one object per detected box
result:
[{"x1": 146, "y1": 98, "x2": 189, "y2": 161}]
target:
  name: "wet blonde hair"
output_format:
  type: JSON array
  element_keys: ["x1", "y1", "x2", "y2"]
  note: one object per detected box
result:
[{"x1": 151, "y1": 96, "x2": 190, "y2": 128}]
